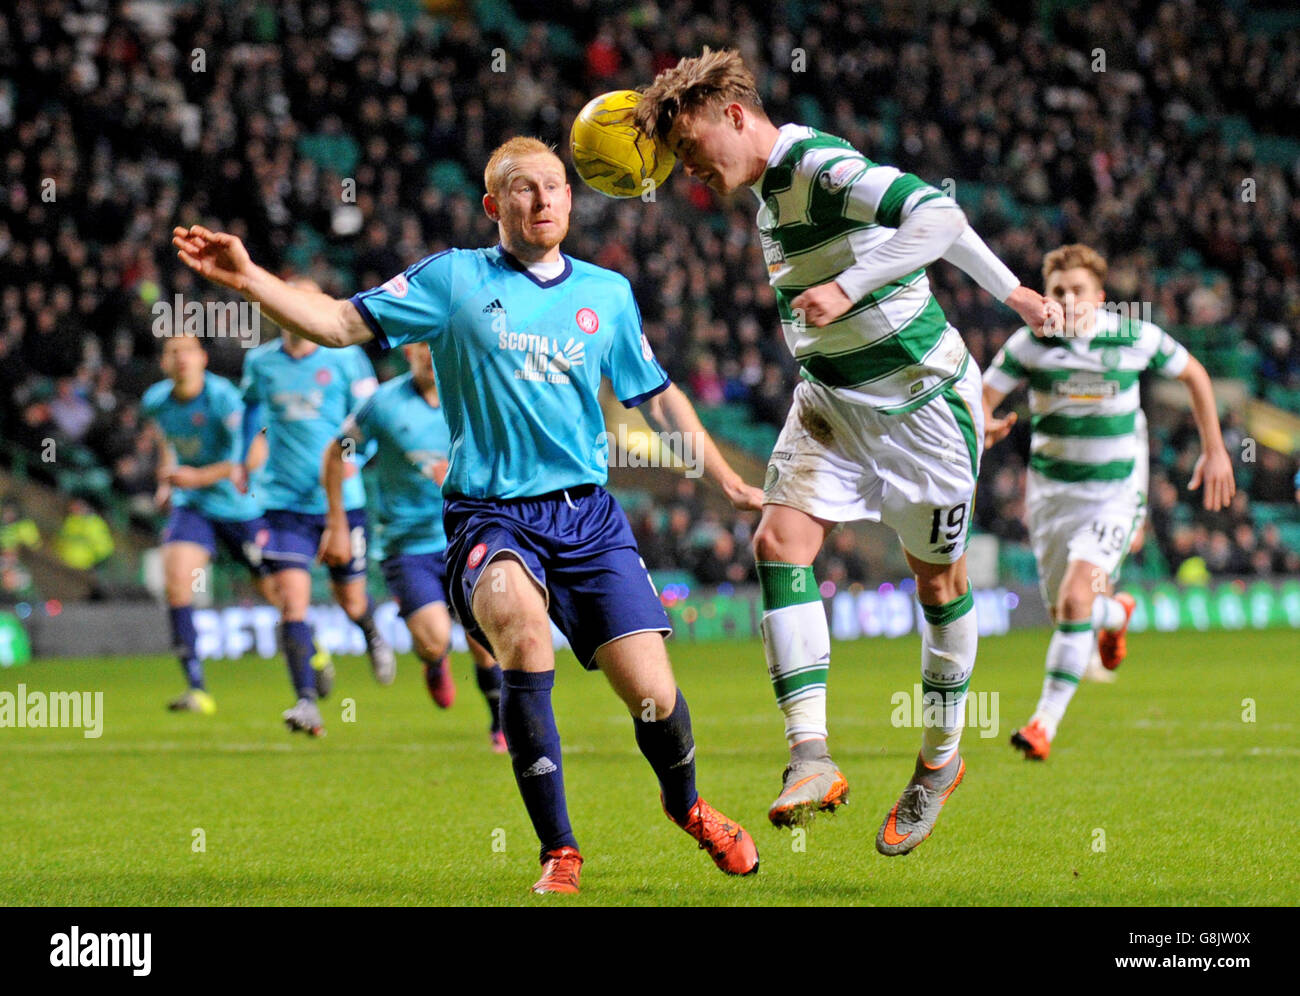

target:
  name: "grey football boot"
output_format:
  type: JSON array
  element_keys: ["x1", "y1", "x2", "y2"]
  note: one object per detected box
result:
[
  {"x1": 368, "y1": 633, "x2": 396, "y2": 686},
  {"x1": 875, "y1": 752, "x2": 964, "y2": 856},
  {"x1": 283, "y1": 697, "x2": 325, "y2": 737},
  {"x1": 767, "y1": 738, "x2": 849, "y2": 828}
]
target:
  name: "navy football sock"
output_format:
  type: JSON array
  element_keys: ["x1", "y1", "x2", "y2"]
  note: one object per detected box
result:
[
  {"x1": 280, "y1": 620, "x2": 317, "y2": 700},
  {"x1": 500, "y1": 669, "x2": 578, "y2": 860},
  {"x1": 168, "y1": 606, "x2": 204, "y2": 690},
  {"x1": 475, "y1": 663, "x2": 503, "y2": 733},
  {"x1": 633, "y1": 689, "x2": 698, "y2": 824}
]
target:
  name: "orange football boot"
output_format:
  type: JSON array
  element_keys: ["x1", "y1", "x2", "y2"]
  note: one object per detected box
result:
[
  {"x1": 1010, "y1": 719, "x2": 1051, "y2": 761},
  {"x1": 1097, "y1": 592, "x2": 1137, "y2": 671},
  {"x1": 667, "y1": 796, "x2": 759, "y2": 876},
  {"x1": 531, "y1": 846, "x2": 583, "y2": 894}
]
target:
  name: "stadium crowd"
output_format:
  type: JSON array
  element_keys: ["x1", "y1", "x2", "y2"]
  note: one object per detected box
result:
[{"x1": 2, "y1": 0, "x2": 1299, "y2": 598}]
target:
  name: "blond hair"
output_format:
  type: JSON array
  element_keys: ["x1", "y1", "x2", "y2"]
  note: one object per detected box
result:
[
  {"x1": 633, "y1": 47, "x2": 763, "y2": 140},
  {"x1": 484, "y1": 137, "x2": 562, "y2": 197},
  {"x1": 1042, "y1": 243, "x2": 1108, "y2": 288}
]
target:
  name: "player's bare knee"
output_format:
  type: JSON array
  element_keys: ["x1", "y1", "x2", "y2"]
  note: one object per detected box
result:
[
  {"x1": 914, "y1": 568, "x2": 961, "y2": 606},
  {"x1": 753, "y1": 522, "x2": 793, "y2": 562},
  {"x1": 1058, "y1": 587, "x2": 1095, "y2": 622}
]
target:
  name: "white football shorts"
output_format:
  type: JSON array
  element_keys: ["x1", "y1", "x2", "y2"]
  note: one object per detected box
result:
[{"x1": 763, "y1": 360, "x2": 984, "y2": 565}]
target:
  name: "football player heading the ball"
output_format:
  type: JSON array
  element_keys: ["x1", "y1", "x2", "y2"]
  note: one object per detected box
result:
[
  {"x1": 172, "y1": 136, "x2": 764, "y2": 896},
  {"x1": 635, "y1": 48, "x2": 1061, "y2": 854}
]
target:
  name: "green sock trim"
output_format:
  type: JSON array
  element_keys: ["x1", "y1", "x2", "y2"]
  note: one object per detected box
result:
[
  {"x1": 757, "y1": 562, "x2": 821, "y2": 610},
  {"x1": 922, "y1": 676, "x2": 971, "y2": 698},
  {"x1": 1056, "y1": 620, "x2": 1092, "y2": 633},
  {"x1": 1046, "y1": 669, "x2": 1081, "y2": 686},
  {"x1": 920, "y1": 588, "x2": 974, "y2": 626},
  {"x1": 773, "y1": 665, "x2": 829, "y2": 703}
]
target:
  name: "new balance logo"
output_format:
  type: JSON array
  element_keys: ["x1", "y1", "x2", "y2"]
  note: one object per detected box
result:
[
  {"x1": 933, "y1": 542, "x2": 959, "y2": 555},
  {"x1": 520, "y1": 755, "x2": 558, "y2": 778},
  {"x1": 482, "y1": 299, "x2": 505, "y2": 314}
]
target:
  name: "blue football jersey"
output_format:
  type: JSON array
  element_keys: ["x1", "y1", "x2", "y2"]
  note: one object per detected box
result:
[
  {"x1": 340, "y1": 372, "x2": 450, "y2": 561},
  {"x1": 350, "y1": 246, "x2": 670, "y2": 500},
  {"x1": 141, "y1": 373, "x2": 263, "y2": 521},
  {"x1": 239, "y1": 340, "x2": 377, "y2": 514}
]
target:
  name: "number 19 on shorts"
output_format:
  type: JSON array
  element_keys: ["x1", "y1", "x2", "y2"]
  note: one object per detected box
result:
[{"x1": 929, "y1": 502, "x2": 967, "y2": 554}]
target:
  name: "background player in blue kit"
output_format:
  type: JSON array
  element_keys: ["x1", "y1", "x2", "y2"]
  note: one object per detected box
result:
[
  {"x1": 173, "y1": 135, "x2": 765, "y2": 895},
  {"x1": 143, "y1": 332, "x2": 278, "y2": 714},
  {"x1": 320, "y1": 341, "x2": 506, "y2": 751},
  {"x1": 239, "y1": 277, "x2": 395, "y2": 737}
]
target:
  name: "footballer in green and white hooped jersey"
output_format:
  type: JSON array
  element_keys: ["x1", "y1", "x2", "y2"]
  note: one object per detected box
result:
[
  {"x1": 984, "y1": 244, "x2": 1236, "y2": 760},
  {"x1": 638, "y1": 48, "x2": 1062, "y2": 853}
]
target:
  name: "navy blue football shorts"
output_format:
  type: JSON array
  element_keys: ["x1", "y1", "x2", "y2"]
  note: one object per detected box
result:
[
  {"x1": 381, "y1": 551, "x2": 449, "y2": 619},
  {"x1": 443, "y1": 484, "x2": 671, "y2": 670},
  {"x1": 163, "y1": 506, "x2": 272, "y2": 578},
  {"x1": 263, "y1": 508, "x2": 369, "y2": 583}
]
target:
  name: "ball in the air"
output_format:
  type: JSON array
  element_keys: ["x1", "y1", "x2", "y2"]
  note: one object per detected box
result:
[{"x1": 570, "y1": 90, "x2": 676, "y2": 199}]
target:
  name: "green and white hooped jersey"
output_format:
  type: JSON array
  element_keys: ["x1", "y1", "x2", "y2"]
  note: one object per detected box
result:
[
  {"x1": 983, "y1": 311, "x2": 1189, "y2": 484},
  {"x1": 751, "y1": 124, "x2": 968, "y2": 413}
]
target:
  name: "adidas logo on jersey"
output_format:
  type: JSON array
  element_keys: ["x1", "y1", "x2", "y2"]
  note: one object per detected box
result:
[
  {"x1": 520, "y1": 756, "x2": 558, "y2": 778},
  {"x1": 482, "y1": 299, "x2": 505, "y2": 314}
]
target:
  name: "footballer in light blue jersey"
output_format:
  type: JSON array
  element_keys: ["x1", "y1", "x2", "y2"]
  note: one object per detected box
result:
[
  {"x1": 350, "y1": 246, "x2": 669, "y2": 500},
  {"x1": 142, "y1": 334, "x2": 276, "y2": 715},
  {"x1": 173, "y1": 138, "x2": 764, "y2": 889},
  {"x1": 239, "y1": 338, "x2": 376, "y2": 515},
  {"x1": 325, "y1": 342, "x2": 504, "y2": 749},
  {"x1": 237, "y1": 287, "x2": 393, "y2": 735}
]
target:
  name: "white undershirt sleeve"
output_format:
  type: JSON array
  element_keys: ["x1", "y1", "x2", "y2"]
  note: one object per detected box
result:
[
  {"x1": 941, "y1": 226, "x2": 1020, "y2": 302},
  {"x1": 833, "y1": 198, "x2": 967, "y2": 303}
]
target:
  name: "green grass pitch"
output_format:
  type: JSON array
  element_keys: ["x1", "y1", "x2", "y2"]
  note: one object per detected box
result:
[{"x1": 0, "y1": 629, "x2": 1295, "y2": 906}]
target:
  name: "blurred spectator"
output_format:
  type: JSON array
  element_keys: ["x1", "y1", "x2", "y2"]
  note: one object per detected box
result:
[
  {"x1": 0, "y1": 500, "x2": 40, "y2": 553},
  {"x1": 693, "y1": 531, "x2": 755, "y2": 586},
  {"x1": 54, "y1": 497, "x2": 115, "y2": 571}
]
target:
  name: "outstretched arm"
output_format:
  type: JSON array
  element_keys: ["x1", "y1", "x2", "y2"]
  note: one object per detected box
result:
[
  {"x1": 171, "y1": 225, "x2": 372, "y2": 348},
  {"x1": 942, "y1": 226, "x2": 1062, "y2": 332},
  {"x1": 1177, "y1": 355, "x2": 1235, "y2": 511},
  {"x1": 639, "y1": 384, "x2": 764, "y2": 511}
]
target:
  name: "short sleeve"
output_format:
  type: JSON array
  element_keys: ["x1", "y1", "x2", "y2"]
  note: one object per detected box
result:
[
  {"x1": 821, "y1": 158, "x2": 947, "y2": 229},
  {"x1": 140, "y1": 381, "x2": 167, "y2": 420},
  {"x1": 346, "y1": 348, "x2": 379, "y2": 408},
  {"x1": 349, "y1": 250, "x2": 454, "y2": 350},
  {"x1": 983, "y1": 328, "x2": 1033, "y2": 395},
  {"x1": 1144, "y1": 325, "x2": 1190, "y2": 378},
  {"x1": 211, "y1": 380, "x2": 244, "y2": 442},
  {"x1": 601, "y1": 283, "x2": 670, "y2": 408},
  {"x1": 339, "y1": 396, "x2": 375, "y2": 446}
]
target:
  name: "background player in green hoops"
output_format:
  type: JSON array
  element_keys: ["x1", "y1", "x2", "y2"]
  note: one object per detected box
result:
[
  {"x1": 983, "y1": 244, "x2": 1235, "y2": 761},
  {"x1": 636, "y1": 49, "x2": 1061, "y2": 854}
]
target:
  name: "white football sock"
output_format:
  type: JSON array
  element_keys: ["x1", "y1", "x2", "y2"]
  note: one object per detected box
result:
[
  {"x1": 1092, "y1": 594, "x2": 1128, "y2": 631},
  {"x1": 919, "y1": 590, "x2": 978, "y2": 768},
  {"x1": 1032, "y1": 621, "x2": 1094, "y2": 740},
  {"x1": 758, "y1": 563, "x2": 830, "y2": 747}
]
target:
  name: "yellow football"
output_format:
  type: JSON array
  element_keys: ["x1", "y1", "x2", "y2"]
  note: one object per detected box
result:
[{"x1": 570, "y1": 90, "x2": 676, "y2": 199}]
